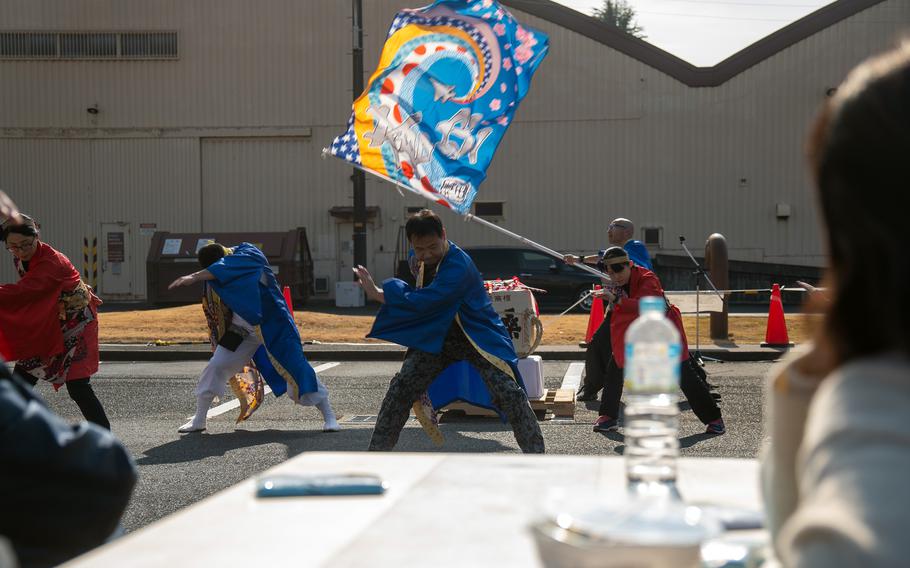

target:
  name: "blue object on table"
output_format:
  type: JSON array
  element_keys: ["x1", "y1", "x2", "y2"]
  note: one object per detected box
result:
[{"x1": 255, "y1": 474, "x2": 386, "y2": 498}]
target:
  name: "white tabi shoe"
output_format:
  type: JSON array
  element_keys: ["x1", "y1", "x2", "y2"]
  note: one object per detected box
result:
[
  {"x1": 177, "y1": 420, "x2": 206, "y2": 434},
  {"x1": 317, "y1": 399, "x2": 341, "y2": 433},
  {"x1": 179, "y1": 393, "x2": 215, "y2": 433}
]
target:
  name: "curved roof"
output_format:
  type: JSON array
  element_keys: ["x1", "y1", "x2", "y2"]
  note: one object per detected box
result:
[{"x1": 501, "y1": 0, "x2": 888, "y2": 87}]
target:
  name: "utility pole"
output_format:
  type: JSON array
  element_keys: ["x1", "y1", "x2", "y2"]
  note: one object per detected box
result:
[{"x1": 351, "y1": 0, "x2": 367, "y2": 275}]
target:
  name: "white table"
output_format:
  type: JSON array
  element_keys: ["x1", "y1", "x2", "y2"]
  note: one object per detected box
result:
[{"x1": 65, "y1": 453, "x2": 761, "y2": 568}]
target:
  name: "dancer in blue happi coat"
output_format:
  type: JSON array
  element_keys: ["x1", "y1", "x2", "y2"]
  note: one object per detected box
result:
[
  {"x1": 354, "y1": 209, "x2": 544, "y2": 453},
  {"x1": 169, "y1": 242, "x2": 339, "y2": 433}
]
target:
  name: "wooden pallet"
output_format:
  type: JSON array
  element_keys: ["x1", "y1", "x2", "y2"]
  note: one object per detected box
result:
[
  {"x1": 440, "y1": 388, "x2": 576, "y2": 421},
  {"x1": 530, "y1": 388, "x2": 576, "y2": 418}
]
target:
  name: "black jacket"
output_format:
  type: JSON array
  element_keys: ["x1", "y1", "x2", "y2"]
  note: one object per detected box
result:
[{"x1": 0, "y1": 367, "x2": 136, "y2": 568}]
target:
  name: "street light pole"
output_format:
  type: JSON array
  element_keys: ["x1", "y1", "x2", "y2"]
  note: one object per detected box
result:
[{"x1": 351, "y1": 0, "x2": 367, "y2": 275}]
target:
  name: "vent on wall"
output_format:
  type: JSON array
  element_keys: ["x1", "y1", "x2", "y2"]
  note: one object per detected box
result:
[
  {"x1": 473, "y1": 201, "x2": 504, "y2": 219},
  {"x1": 0, "y1": 31, "x2": 178, "y2": 60},
  {"x1": 314, "y1": 276, "x2": 330, "y2": 294},
  {"x1": 642, "y1": 227, "x2": 662, "y2": 247}
]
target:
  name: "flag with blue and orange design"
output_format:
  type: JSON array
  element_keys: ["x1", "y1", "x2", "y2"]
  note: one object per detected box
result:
[{"x1": 329, "y1": 0, "x2": 549, "y2": 214}]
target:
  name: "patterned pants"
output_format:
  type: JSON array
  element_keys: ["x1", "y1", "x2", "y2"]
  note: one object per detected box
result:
[{"x1": 369, "y1": 325, "x2": 545, "y2": 454}]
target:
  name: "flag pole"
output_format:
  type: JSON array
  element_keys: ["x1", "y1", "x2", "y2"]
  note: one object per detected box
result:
[
  {"x1": 322, "y1": 149, "x2": 612, "y2": 282},
  {"x1": 462, "y1": 212, "x2": 611, "y2": 281}
]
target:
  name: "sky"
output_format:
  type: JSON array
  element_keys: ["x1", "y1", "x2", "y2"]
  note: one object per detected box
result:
[{"x1": 551, "y1": 0, "x2": 836, "y2": 66}]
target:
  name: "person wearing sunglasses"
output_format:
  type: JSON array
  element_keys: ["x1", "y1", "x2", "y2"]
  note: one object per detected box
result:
[
  {"x1": 564, "y1": 218, "x2": 652, "y2": 402},
  {"x1": 592, "y1": 246, "x2": 725, "y2": 435},
  {"x1": 0, "y1": 214, "x2": 110, "y2": 429}
]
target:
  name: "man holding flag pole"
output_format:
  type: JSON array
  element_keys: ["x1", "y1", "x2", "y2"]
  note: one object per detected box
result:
[
  {"x1": 355, "y1": 209, "x2": 544, "y2": 453},
  {"x1": 324, "y1": 0, "x2": 610, "y2": 449}
]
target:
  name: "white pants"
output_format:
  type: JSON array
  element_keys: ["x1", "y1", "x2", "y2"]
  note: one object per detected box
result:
[{"x1": 195, "y1": 332, "x2": 329, "y2": 406}]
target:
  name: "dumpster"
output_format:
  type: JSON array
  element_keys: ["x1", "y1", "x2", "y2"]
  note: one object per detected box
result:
[{"x1": 146, "y1": 228, "x2": 314, "y2": 305}]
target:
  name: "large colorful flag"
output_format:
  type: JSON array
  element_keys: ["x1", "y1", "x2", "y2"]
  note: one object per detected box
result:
[{"x1": 329, "y1": 0, "x2": 549, "y2": 214}]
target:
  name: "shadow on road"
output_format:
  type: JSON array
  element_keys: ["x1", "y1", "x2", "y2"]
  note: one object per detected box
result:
[
  {"x1": 680, "y1": 432, "x2": 719, "y2": 448},
  {"x1": 136, "y1": 425, "x2": 514, "y2": 465},
  {"x1": 597, "y1": 429, "x2": 720, "y2": 454},
  {"x1": 135, "y1": 429, "x2": 354, "y2": 465}
]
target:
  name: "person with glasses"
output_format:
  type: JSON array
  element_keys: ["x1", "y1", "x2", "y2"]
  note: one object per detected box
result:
[
  {"x1": 591, "y1": 246, "x2": 724, "y2": 435},
  {"x1": 567, "y1": 218, "x2": 653, "y2": 272},
  {"x1": 564, "y1": 218, "x2": 652, "y2": 402},
  {"x1": 0, "y1": 214, "x2": 111, "y2": 429}
]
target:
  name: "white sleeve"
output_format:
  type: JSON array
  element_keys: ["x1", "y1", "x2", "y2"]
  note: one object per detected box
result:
[
  {"x1": 775, "y1": 359, "x2": 910, "y2": 568},
  {"x1": 760, "y1": 353, "x2": 818, "y2": 544}
]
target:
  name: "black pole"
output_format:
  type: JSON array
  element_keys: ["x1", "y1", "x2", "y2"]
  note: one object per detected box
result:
[{"x1": 351, "y1": 0, "x2": 367, "y2": 275}]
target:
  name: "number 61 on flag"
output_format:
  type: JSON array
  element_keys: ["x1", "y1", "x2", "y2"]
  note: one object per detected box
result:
[{"x1": 328, "y1": 0, "x2": 549, "y2": 214}]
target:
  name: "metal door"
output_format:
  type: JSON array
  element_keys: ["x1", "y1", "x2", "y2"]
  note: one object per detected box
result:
[
  {"x1": 100, "y1": 222, "x2": 132, "y2": 296},
  {"x1": 335, "y1": 222, "x2": 376, "y2": 288}
]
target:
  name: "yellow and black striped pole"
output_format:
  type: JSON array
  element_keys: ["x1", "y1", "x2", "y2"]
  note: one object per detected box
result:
[
  {"x1": 91, "y1": 236, "x2": 98, "y2": 288},
  {"x1": 82, "y1": 237, "x2": 89, "y2": 281}
]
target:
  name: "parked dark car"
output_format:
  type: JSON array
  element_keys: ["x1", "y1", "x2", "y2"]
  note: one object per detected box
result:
[{"x1": 463, "y1": 246, "x2": 601, "y2": 312}]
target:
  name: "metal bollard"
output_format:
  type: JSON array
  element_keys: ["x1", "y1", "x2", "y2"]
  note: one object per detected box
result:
[{"x1": 705, "y1": 234, "x2": 729, "y2": 340}]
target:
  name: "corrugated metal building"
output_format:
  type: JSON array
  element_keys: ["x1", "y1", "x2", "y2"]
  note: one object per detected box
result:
[{"x1": 1, "y1": 0, "x2": 907, "y2": 300}]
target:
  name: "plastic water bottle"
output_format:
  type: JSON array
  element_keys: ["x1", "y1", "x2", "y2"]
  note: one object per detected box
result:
[{"x1": 623, "y1": 296, "x2": 682, "y2": 499}]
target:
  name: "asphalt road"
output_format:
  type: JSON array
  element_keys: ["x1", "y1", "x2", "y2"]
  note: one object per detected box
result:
[{"x1": 29, "y1": 359, "x2": 773, "y2": 533}]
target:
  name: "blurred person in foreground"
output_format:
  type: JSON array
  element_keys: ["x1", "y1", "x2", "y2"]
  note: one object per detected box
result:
[
  {"x1": 0, "y1": 365, "x2": 136, "y2": 568},
  {"x1": 762, "y1": 42, "x2": 910, "y2": 567},
  {"x1": 0, "y1": 213, "x2": 110, "y2": 429}
]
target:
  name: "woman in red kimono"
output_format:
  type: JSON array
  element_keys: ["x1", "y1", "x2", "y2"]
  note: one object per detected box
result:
[
  {"x1": 593, "y1": 246, "x2": 724, "y2": 435},
  {"x1": 0, "y1": 215, "x2": 110, "y2": 429}
]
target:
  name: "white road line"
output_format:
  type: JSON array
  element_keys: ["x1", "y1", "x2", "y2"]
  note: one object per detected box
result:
[
  {"x1": 310, "y1": 362, "x2": 342, "y2": 374},
  {"x1": 188, "y1": 362, "x2": 341, "y2": 420},
  {"x1": 561, "y1": 362, "x2": 585, "y2": 392}
]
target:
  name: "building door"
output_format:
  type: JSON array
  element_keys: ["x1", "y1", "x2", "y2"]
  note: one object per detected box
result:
[
  {"x1": 335, "y1": 222, "x2": 356, "y2": 286},
  {"x1": 334, "y1": 222, "x2": 378, "y2": 286},
  {"x1": 100, "y1": 222, "x2": 132, "y2": 296}
]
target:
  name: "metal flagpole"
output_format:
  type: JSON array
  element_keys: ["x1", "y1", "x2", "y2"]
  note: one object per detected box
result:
[
  {"x1": 322, "y1": 149, "x2": 612, "y2": 282},
  {"x1": 463, "y1": 213, "x2": 611, "y2": 281}
]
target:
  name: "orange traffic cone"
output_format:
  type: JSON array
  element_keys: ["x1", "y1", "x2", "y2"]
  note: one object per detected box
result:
[
  {"x1": 282, "y1": 285, "x2": 294, "y2": 313},
  {"x1": 585, "y1": 285, "x2": 605, "y2": 345},
  {"x1": 761, "y1": 283, "x2": 793, "y2": 348}
]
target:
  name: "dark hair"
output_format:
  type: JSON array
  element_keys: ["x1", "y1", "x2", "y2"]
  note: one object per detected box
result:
[
  {"x1": 602, "y1": 246, "x2": 628, "y2": 261},
  {"x1": 405, "y1": 209, "x2": 444, "y2": 240},
  {"x1": 0, "y1": 214, "x2": 39, "y2": 242},
  {"x1": 197, "y1": 243, "x2": 226, "y2": 268},
  {"x1": 807, "y1": 42, "x2": 910, "y2": 361}
]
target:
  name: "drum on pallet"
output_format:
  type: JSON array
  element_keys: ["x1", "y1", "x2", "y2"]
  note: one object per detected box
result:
[{"x1": 489, "y1": 288, "x2": 543, "y2": 358}]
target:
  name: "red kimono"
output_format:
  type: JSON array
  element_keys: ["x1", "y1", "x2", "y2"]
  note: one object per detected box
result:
[
  {"x1": 0, "y1": 242, "x2": 100, "y2": 387},
  {"x1": 610, "y1": 264, "x2": 689, "y2": 368}
]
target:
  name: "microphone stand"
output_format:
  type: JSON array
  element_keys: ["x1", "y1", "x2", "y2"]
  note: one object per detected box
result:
[{"x1": 678, "y1": 236, "x2": 724, "y2": 364}]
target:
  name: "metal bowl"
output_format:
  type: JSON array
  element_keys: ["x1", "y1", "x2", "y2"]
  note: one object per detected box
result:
[{"x1": 529, "y1": 518, "x2": 703, "y2": 568}]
